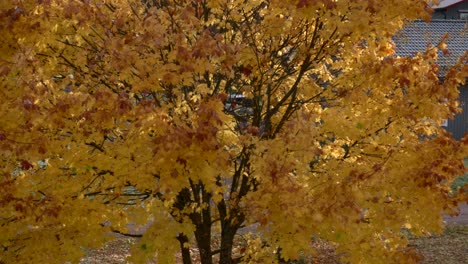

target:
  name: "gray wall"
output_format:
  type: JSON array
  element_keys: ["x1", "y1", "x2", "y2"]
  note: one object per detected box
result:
[
  {"x1": 446, "y1": 86, "x2": 468, "y2": 140},
  {"x1": 433, "y1": 2, "x2": 468, "y2": 19}
]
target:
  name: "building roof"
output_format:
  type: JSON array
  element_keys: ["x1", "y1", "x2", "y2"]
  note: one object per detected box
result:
[
  {"x1": 393, "y1": 19, "x2": 468, "y2": 74},
  {"x1": 432, "y1": 0, "x2": 467, "y2": 9}
]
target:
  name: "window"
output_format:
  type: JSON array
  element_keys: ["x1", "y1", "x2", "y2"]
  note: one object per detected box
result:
[
  {"x1": 441, "y1": 119, "x2": 448, "y2": 127},
  {"x1": 459, "y1": 10, "x2": 468, "y2": 19}
]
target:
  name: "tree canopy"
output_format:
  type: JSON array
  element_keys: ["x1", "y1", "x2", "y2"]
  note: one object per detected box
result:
[{"x1": 1, "y1": 0, "x2": 467, "y2": 263}]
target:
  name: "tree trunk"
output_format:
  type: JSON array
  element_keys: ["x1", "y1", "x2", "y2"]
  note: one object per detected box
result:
[
  {"x1": 196, "y1": 229, "x2": 213, "y2": 264},
  {"x1": 194, "y1": 186, "x2": 213, "y2": 264},
  {"x1": 177, "y1": 234, "x2": 192, "y2": 264},
  {"x1": 218, "y1": 222, "x2": 236, "y2": 264},
  {"x1": 217, "y1": 197, "x2": 245, "y2": 264},
  {"x1": 217, "y1": 162, "x2": 250, "y2": 264}
]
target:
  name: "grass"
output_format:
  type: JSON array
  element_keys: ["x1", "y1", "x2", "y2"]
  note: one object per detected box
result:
[
  {"x1": 80, "y1": 236, "x2": 138, "y2": 264},
  {"x1": 451, "y1": 159, "x2": 468, "y2": 193},
  {"x1": 408, "y1": 225, "x2": 468, "y2": 264}
]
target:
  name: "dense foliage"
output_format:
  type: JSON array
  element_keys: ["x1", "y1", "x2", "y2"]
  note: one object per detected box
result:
[{"x1": 1, "y1": 0, "x2": 467, "y2": 263}]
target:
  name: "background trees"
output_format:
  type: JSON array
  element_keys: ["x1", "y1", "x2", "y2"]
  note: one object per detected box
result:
[{"x1": 1, "y1": 0, "x2": 467, "y2": 263}]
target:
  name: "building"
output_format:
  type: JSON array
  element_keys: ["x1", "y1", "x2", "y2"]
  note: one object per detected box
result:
[
  {"x1": 393, "y1": 1, "x2": 468, "y2": 140},
  {"x1": 432, "y1": 0, "x2": 468, "y2": 19}
]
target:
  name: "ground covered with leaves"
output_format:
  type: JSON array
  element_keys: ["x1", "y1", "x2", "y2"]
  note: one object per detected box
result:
[
  {"x1": 80, "y1": 225, "x2": 467, "y2": 264},
  {"x1": 408, "y1": 225, "x2": 468, "y2": 264}
]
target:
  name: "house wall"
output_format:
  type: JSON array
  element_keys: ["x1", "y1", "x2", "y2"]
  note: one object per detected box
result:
[
  {"x1": 446, "y1": 85, "x2": 468, "y2": 140},
  {"x1": 433, "y1": 2, "x2": 468, "y2": 19}
]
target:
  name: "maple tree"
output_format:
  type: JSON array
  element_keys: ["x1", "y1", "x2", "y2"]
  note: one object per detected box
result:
[{"x1": 1, "y1": 0, "x2": 467, "y2": 263}]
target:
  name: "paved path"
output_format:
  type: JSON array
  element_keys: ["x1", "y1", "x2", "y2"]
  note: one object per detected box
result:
[{"x1": 444, "y1": 203, "x2": 468, "y2": 225}]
